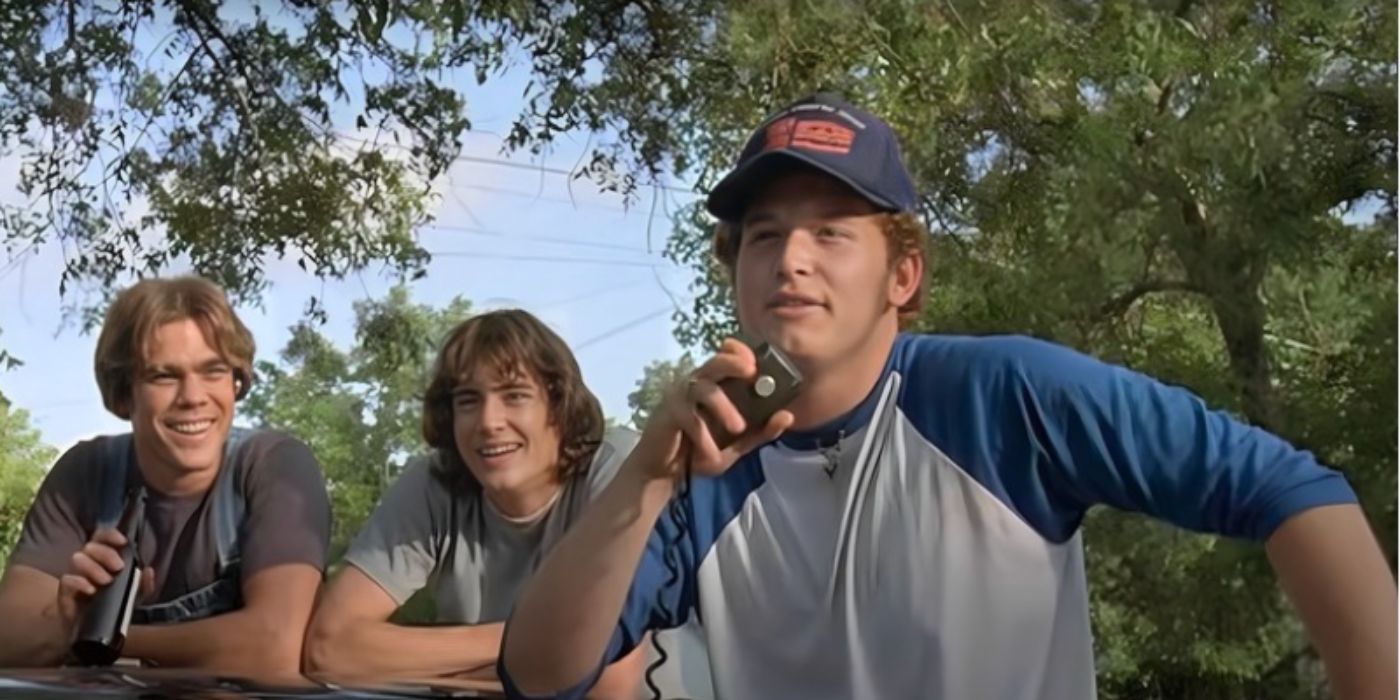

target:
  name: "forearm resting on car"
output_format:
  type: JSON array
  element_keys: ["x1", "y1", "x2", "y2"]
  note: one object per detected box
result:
[
  {"x1": 0, "y1": 565, "x2": 75, "y2": 666},
  {"x1": 123, "y1": 563, "x2": 321, "y2": 676},
  {"x1": 304, "y1": 565, "x2": 506, "y2": 678}
]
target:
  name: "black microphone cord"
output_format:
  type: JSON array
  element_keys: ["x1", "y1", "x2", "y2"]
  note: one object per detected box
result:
[{"x1": 644, "y1": 456, "x2": 694, "y2": 700}]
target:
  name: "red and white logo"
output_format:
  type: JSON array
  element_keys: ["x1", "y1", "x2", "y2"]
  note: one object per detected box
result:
[{"x1": 763, "y1": 117, "x2": 855, "y2": 155}]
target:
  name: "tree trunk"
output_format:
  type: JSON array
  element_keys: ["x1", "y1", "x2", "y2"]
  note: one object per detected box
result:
[
  {"x1": 1165, "y1": 196, "x2": 1281, "y2": 431},
  {"x1": 1207, "y1": 276, "x2": 1281, "y2": 432}
]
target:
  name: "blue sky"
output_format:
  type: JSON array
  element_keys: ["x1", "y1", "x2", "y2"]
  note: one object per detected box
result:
[{"x1": 0, "y1": 26, "x2": 704, "y2": 454}]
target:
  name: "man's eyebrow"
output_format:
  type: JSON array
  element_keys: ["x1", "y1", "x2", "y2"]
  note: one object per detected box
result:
[
  {"x1": 742, "y1": 211, "x2": 778, "y2": 228},
  {"x1": 821, "y1": 206, "x2": 875, "y2": 220}
]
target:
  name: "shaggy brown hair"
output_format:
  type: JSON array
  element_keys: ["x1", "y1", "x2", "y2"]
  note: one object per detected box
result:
[
  {"x1": 712, "y1": 210, "x2": 930, "y2": 325},
  {"x1": 422, "y1": 309, "x2": 604, "y2": 489},
  {"x1": 94, "y1": 276, "x2": 255, "y2": 419}
]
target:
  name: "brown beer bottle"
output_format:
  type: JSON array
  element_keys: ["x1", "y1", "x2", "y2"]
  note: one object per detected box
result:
[{"x1": 70, "y1": 488, "x2": 147, "y2": 666}]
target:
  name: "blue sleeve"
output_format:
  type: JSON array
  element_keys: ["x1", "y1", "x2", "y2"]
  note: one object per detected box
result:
[
  {"x1": 900, "y1": 334, "x2": 1358, "y2": 543},
  {"x1": 499, "y1": 491, "x2": 698, "y2": 700}
]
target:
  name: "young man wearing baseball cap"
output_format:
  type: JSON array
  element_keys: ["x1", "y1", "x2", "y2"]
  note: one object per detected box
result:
[{"x1": 498, "y1": 94, "x2": 1396, "y2": 699}]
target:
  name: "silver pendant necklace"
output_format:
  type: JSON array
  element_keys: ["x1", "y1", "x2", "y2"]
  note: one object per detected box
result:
[{"x1": 819, "y1": 430, "x2": 845, "y2": 480}]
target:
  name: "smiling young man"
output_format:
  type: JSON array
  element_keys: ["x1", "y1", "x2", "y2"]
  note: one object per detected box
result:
[
  {"x1": 0, "y1": 276, "x2": 331, "y2": 675},
  {"x1": 499, "y1": 94, "x2": 1398, "y2": 699},
  {"x1": 303, "y1": 309, "x2": 645, "y2": 697}
]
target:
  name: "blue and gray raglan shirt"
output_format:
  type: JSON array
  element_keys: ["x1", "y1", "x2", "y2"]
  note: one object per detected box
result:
[{"x1": 501, "y1": 333, "x2": 1356, "y2": 700}]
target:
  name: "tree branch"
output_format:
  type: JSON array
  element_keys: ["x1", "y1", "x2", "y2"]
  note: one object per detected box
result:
[
  {"x1": 174, "y1": 0, "x2": 275, "y2": 166},
  {"x1": 922, "y1": 195, "x2": 971, "y2": 254},
  {"x1": 176, "y1": 0, "x2": 257, "y2": 90},
  {"x1": 177, "y1": 0, "x2": 331, "y2": 144},
  {"x1": 1097, "y1": 278, "x2": 1203, "y2": 318},
  {"x1": 66, "y1": 0, "x2": 78, "y2": 50},
  {"x1": 1155, "y1": 78, "x2": 1174, "y2": 116}
]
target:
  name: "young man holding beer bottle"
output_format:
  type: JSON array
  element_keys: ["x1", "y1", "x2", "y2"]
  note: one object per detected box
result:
[{"x1": 0, "y1": 276, "x2": 331, "y2": 676}]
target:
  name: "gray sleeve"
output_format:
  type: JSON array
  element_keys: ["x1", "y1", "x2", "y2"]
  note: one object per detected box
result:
[
  {"x1": 585, "y1": 427, "x2": 640, "y2": 500},
  {"x1": 342, "y1": 457, "x2": 445, "y2": 605},
  {"x1": 238, "y1": 433, "x2": 332, "y2": 578}
]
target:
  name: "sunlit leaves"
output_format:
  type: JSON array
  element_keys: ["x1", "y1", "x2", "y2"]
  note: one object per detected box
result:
[{"x1": 241, "y1": 286, "x2": 471, "y2": 554}]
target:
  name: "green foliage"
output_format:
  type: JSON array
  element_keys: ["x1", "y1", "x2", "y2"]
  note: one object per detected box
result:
[
  {"x1": 241, "y1": 285, "x2": 471, "y2": 556},
  {"x1": 0, "y1": 0, "x2": 717, "y2": 336},
  {"x1": 0, "y1": 400, "x2": 56, "y2": 569},
  {"x1": 625, "y1": 353, "x2": 696, "y2": 430}
]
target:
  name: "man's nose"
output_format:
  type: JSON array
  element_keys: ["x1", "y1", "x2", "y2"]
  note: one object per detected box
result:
[{"x1": 773, "y1": 228, "x2": 817, "y2": 280}]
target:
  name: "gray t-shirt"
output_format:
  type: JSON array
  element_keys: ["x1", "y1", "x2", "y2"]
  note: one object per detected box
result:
[
  {"x1": 11, "y1": 429, "x2": 332, "y2": 601},
  {"x1": 344, "y1": 426, "x2": 639, "y2": 624}
]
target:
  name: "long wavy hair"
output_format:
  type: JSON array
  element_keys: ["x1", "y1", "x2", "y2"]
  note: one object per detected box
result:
[{"x1": 422, "y1": 309, "x2": 604, "y2": 490}]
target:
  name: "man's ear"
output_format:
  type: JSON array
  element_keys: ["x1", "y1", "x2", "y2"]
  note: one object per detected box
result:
[
  {"x1": 888, "y1": 249, "x2": 924, "y2": 310},
  {"x1": 231, "y1": 365, "x2": 257, "y2": 401}
]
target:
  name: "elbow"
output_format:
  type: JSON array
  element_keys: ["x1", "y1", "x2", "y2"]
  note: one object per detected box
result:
[
  {"x1": 500, "y1": 625, "x2": 534, "y2": 687},
  {"x1": 301, "y1": 636, "x2": 336, "y2": 676},
  {"x1": 301, "y1": 616, "x2": 350, "y2": 677},
  {"x1": 500, "y1": 636, "x2": 540, "y2": 695},
  {"x1": 587, "y1": 673, "x2": 640, "y2": 700},
  {"x1": 238, "y1": 615, "x2": 308, "y2": 678},
  {"x1": 502, "y1": 631, "x2": 582, "y2": 699},
  {"x1": 588, "y1": 638, "x2": 647, "y2": 700}
]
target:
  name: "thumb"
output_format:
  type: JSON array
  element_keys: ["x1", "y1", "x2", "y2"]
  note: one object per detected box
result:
[
  {"x1": 139, "y1": 567, "x2": 156, "y2": 601},
  {"x1": 723, "y1": 409, "x2": 795, "y2": 462}
]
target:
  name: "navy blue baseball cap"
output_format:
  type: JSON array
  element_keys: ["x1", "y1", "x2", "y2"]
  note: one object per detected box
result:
[{"x1": 705, "y1": 93, "x2": 918, "y2": 223}]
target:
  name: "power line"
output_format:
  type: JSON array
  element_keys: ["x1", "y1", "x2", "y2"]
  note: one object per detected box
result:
[
  {"x1": 334, "y1": 130, "x2": 700, "y2": 197},
  {"x1": 424, "y1": 222, "x2": 660, "y2": 256},
  {"x1": 575, "y1": 305, "x2": 675, "y2": 350},
  {"x1": 0, "y1": 219, "x2": 685, "y2": 287},
  {"x1": 443, "y1": 180, "x2": 685, "y2": 219},
  {"x1": 427, "y1": 249, "x2": 677, "y2": 269},
  {"x1": 0, "y1": 241, "x2": 43, "y2": 285},
  {"x1": 447, "y1": 154, "x2": 698, "y2": 197},
  {"x1": 651, "y1": 266, "x2": 684, "y2": 316},
  {"x1": 531, "y1": 279, "x2": 653, "y2": 311}
]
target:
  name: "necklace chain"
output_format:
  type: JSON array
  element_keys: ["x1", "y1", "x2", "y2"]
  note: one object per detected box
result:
[{"x1": 820, "y1": 430, "x2": 845, "y2": 480}]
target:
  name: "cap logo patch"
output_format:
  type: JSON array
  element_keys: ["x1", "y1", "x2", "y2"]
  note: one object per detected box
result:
[
  {"x1": 792, "y1": 120, "x2": 855, "y2": 154},
  {"x1": 762, "y1": 116, "x2": 855, "y2": 155},
  {"x1": 762, "y1": 116, "x2": 799, "y2": 151}
]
